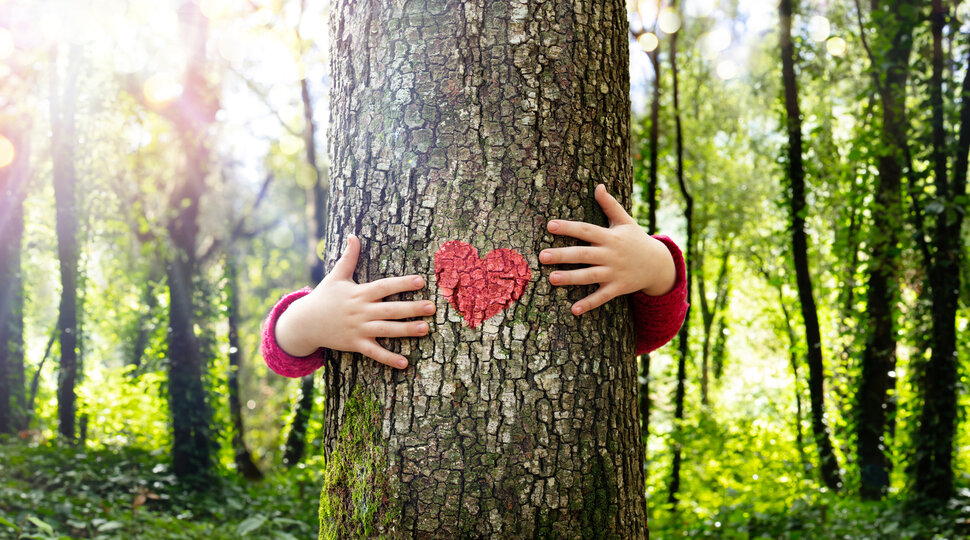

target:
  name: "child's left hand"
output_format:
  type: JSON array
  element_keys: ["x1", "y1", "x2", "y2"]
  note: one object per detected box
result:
[{"x1": 540, "y1": 183, "x2": 677, "y2": 316}]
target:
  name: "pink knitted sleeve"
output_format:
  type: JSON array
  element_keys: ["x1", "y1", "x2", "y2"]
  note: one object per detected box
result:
[
  {"x1": 261, "y1": 287, "x2": 326, "y2": 378},
  {"x1": 630, "y1": 235, "x2": 689, "y2": 355}
]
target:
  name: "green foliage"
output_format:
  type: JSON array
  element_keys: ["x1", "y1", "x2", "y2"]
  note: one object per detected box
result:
[{"x1": 0, "y1": 438, "x2": 318, "y2": 539}]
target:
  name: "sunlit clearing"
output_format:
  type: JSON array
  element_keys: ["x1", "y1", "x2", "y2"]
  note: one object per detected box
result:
[
  {"x1": 200, "y1": 0, "x2": 232, "y2": 20},
  {"x1": 826, "y1": 36, "x2": 847, "y2": 57},
  {"x1": 716, "y1": 59, "x2": 739, "y2": 80},
  {"x1": 701, "y1": 28, "x2": 731, "y2": 59},
  {"x1": 658, "y1": 8, "x2": 681, "y2": 34},
  {"x1": 808, "y1": 15, "x2": 830, "y2": 42},
  {"x1": 637, "y1": 0, "x2": 659, "y2": 25},
  {"x1": 638, "y1": 32, "x2": 659, "y2": 53},
  {"x1": 0, "y1": 27, "x2": 13, "y2": 61},
  {"x1": 0, "y1": 135, "x2": 14, "y2": 169},
  {"x1": 143, "y1": 73, "x2": 183, "y2": 106}
]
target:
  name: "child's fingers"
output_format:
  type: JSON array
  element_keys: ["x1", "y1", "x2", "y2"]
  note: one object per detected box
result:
[
  {"x1": 363, "y1": 275, "x2": 426, "y2": 301},
  {"x1": 362, "y1": 320, "x2": 430, "y2": 339},
  {"x1": 539, "y1": 246, "x2": 604, "y2": 265},
  {"x1": 594, "y1": 184, "x2": 637, "y2": 227},
  {"x1": 359, "y1": 339, "x2": 409, "y2": 369},
  {"x1": 572, "y1": 285, "x2": 618, "y2": 316},
  {"x1": 549, "y1": 266, "x2": 611, "y2": 287},
  {"x1": 331, "y1": 234, "x2": 361, "y2": 281},
  {"x1": 546, "y1": 219, "x2": 609, "y2": 244},
  {"x1": 368, "y1": 300, "x2": 436, "y2": 320}
]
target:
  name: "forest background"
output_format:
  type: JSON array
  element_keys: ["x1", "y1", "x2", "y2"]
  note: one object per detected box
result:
[{"x1": 1, "y1": 0, "x2": 969, "y2": 538}]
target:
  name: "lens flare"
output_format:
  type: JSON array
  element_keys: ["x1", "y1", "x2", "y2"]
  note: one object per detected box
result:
[
  {"x1": 808, "y1": 15, "x2": 830, "y2": 42},
  {"x1": 0, "y1": 28, "x2": 13, "y2": 61},
  {"x1": 0, "y1": 135, "x2": 15, "y2": 169},
  {"x1": 826, "y1": 36, "x2": 847, "y2": 56},
  {"x1": 658, "y1": 9, "x2": 681, "y2": 34},
  {"x1": 638, "y1": 32, "x2": 659, "y2": 53},
  {"x1": 143, "y1": 73, "x2": 183, "y2": 105}
]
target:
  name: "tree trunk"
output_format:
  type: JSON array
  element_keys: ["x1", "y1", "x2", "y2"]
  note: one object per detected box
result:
[
  {"x1": 282, "y1": 72, "x2": 329, "y2": 467},
  {"x1": 226, "y1": 251, "x2": 264, "y2": 480},
  {"x1": 914, "y1": 2, "x2": 968, "y2": 502},
  {"x1": 856, "y1": 0, "x2": 915, "y2": 500},
  {"x1": 779, "y1": 0, "x2": 842, "y2": 492},
  {"x1": 50, "y1": 44, "x2": 82, "y2": 442},
  {"x1": 320, "y1": 1, "x2": 646, "y2": 536},
  {"x1": 0, "y1": 123, "x2": 30, "y2": 435},
  {"x1": 164, "y1": 1, "x2": 217, "y2": 480},
  {"x1": 667, "y1": 0, "x2": 691, "y2": 507}
]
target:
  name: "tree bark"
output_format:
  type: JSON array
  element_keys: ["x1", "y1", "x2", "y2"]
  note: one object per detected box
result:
[
  {"x1": 914, "y1": 2, "x2": 968, "y2": 502},
  {"x1": 0, "y1": 122, "x2": 30, "y2": 436},
  {"x1": 50, "y1": 44, "x2": 82, "y2": 442},
  {"x1": 320, "y1": 1, "x2": 646, "y2": 537},
  {"x1": 667, "y1": 0, "x2": 691, "y2": 507},
  {"x1": 856, "y1": 0, "x2": 915, "y2": 500},
  {"x1": 779, "y1": 0, "x2": 842, "y2": 492}
]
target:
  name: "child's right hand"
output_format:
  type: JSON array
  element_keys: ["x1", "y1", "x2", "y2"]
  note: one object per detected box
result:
[{"x1": 274, "y1": 235, "x2": 434, "y2": 369}]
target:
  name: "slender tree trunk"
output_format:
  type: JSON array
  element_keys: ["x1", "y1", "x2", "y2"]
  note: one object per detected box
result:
[
  {"x1": 668, "y1": 0, "x2": 691, "y2": 507},
  {"x1": 50, "y1": 44, "x2": 82, "y2": 442},
  {"x1": 856, "y1": 0, "x2": 915, "y2": 500},
  {"x1": 779, "y1": 0, "x2": 842, "y2": 492},
  {"x1": 0, "y1": 123, "x2": 30, "y2": 435},
  {"x1": 282, "y1": 72, "x2": 329, "y2": 467},
  {"x1": 226, "y1": 250, "x2": 263, "y2": 480},
  {"x1": 777, "y1": 288, "x2": 807, "y2": 468},
  {"x1": 321, "y1": 1, "x2": 646, "y2": 536},
  {"x1": 697, "y1": 249, "x2": 729, "y2": 407},
  {"x1": 914, "y1": 3, "x2": 968, "y2": 502},
  {"x1": 164, "y1": 1, "x2": 217, "y2": 480},
  {"x1": 130, "y1": 265, "x2": 161, "y2": 368}
]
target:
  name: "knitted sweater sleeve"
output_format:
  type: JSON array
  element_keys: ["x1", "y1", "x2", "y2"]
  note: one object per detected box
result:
[
  {"x1": 260, "y1": 287, "x2": 325, "y2": 378},
  {"x1": 630, "y1": 235, "x2": 689, "y2": 356}
]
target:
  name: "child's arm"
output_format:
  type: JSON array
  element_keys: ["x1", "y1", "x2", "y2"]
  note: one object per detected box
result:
[
  {"x1": 539, "y1": 184, "x2": 688, "y2": 353},
  {"x1": 262, "y1": 235, "x2": 435, "y2": 377}
]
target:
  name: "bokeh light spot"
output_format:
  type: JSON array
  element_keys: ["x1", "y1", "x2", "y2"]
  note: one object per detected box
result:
[
  {"x1": 316, "y1": 238, "x2": 327, "y2": 261},
  {"x1": 0, "y1": 135, "x2": 15, "y2": 169},
  {"x1": 636, "y1": 0, "x2": 659, "y2": 26},
  {"x1": 716, "y1": 60, "x2": 739, "y2": 80},
  {"x1": 701, "y1": 28, "x2": 731, "y2": 59},
  {"x1": 143, "y1": 74, "x2": 183, "y2": 106},
  {"x1": 0, "y1": 28, "x2": 13, "y2": 61},
  {"x1": 279, "y1": 135, "x2": 304, "y2": 156},
  {"x1": 808, "y1": 15, "x2": 830, "y2": 42},
  {"x1": 638, "y1": 32, "x2": 659, "y2": 53},
  {"x1": 658, "y1": 9, "x2": 681, "y2": 34},
  {"x1": 826, "y1": 36, "x2": 847, "y2": 57}
]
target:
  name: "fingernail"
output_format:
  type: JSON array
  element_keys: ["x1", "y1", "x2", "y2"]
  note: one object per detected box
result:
[
  {"x1": 573, "y1": 304, "x2": 584, "y2": 315},
  {"x1": 417, "y1": 322, "x2": 429, "y2": 333},
  {"x1": 397, "y1": 359, "x2": 409, "y2": 369},
  {"x1": 550, "y1": 272, "x2": 560, "y2": 284},
  {"x1": 548, "y1": 221, "x2": 559, "y2": 232},
  {"x1": 424, "y1": 302, "x2": 436, "y2": 314},
  {"x1": 540, "y1": 251, "x2": 552, "y2": 263},
  {"x1": 412, "y1": 276, "x2": 424, "y2": 287}
]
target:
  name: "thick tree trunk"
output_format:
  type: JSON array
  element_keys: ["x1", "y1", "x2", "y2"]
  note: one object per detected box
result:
[
  {"x1": 0, "y1": 124, "x2": 30, "y2": 435},
  {"x1": 914, "y1": 4, "x2": 968, "y2": 502},
  {"x1": 667, "y1": 0, "x2": 691, "y2": 507},
  {"x1": 165, "y1": 1, "x2": 217, "y2": 480},
  {"x1": 283, "y1": 74, "x2": 329, "y2": 467},
  {"x1": 50, "y1": 45, "x2": 82, "y2": 442},
  {"x1": 856, "y1": 0, "x2": 915, "y2": 500},
  {"x1": 320, "y1": 1, "x2": 646, "y2": 537},
  {"x1": 779, "y1": 0, "x2": 842, "y2": 492}
]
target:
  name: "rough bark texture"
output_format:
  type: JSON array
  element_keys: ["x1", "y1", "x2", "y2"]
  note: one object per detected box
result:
[
  {"x1": 0, "y1": 124, "x2": 29, "y2": 435},
  {"x1": 50, "y1": 45, "x2": 81, "y2": 442},
  {"x1": 779, "y1": 0, "x2": 843, "y2": 492},
  {"x1": 857, "y1": 0, "x2": 914, "y2": 500},
  {"x1": 321, "y1": 0, "x2": 646, "y2": 537}
]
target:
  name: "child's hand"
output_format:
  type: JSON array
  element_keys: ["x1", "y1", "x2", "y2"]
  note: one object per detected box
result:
[
  {"x1": 274, "y1": 235, "x2": 434, "y2": 369},
  {"x1": 540, "y1": 184, "x2": 677, "y2": 316}
]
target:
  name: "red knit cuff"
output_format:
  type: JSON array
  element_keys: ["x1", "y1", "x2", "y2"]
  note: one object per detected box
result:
[
  {"x1": 630, "y1": 235, "x2": 689, "y2": 355},
  {"x1": 261, "y1": 287, "x2": 325, "y2": 378}
]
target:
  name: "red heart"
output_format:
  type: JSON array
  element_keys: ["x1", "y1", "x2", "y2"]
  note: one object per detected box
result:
[{"x1": 433, "y1": 241, "x2": 532, "y2": 328}]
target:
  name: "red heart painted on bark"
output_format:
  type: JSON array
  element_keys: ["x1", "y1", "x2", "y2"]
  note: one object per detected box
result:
[{"x1": 433, "y1": 241, "x2": 532, "y2": 328}]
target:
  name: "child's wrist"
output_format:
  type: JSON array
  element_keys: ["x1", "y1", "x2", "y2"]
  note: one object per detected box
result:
[
  {"x1": 639, "y1": 237, "x2": 677, "y2": 297},
  {"x1": 275, "y1": 296, "x2": 319, "y2": 357}
]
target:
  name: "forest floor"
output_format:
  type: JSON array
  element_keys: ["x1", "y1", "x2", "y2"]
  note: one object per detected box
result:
[{"x1": 2, "y1": 438, "x2": 969, "y2": 539}]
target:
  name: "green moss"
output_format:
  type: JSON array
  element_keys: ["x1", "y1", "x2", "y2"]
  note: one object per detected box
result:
[{"x1": 319, "y1": 388, "x2": 398, "y2": 540}]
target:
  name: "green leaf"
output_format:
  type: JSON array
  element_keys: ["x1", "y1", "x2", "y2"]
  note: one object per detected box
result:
[
  {"x1": 98, "y1": 521, "x2": 124, "y2": 532},
  {"x1": 0, "y1": 516, "x2": 20, "y2": 532},
  {"x1": 26, "y1": 516, "x2": 54, "y2": 536},
  {"x1": 237, "y1": 515, "x2": 267, "y2": 536}
]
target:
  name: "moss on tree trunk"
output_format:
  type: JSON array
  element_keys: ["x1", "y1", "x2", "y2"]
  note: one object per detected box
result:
[{"x1": 321, "y1": 0, "x2": 646, "y2": 536}]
